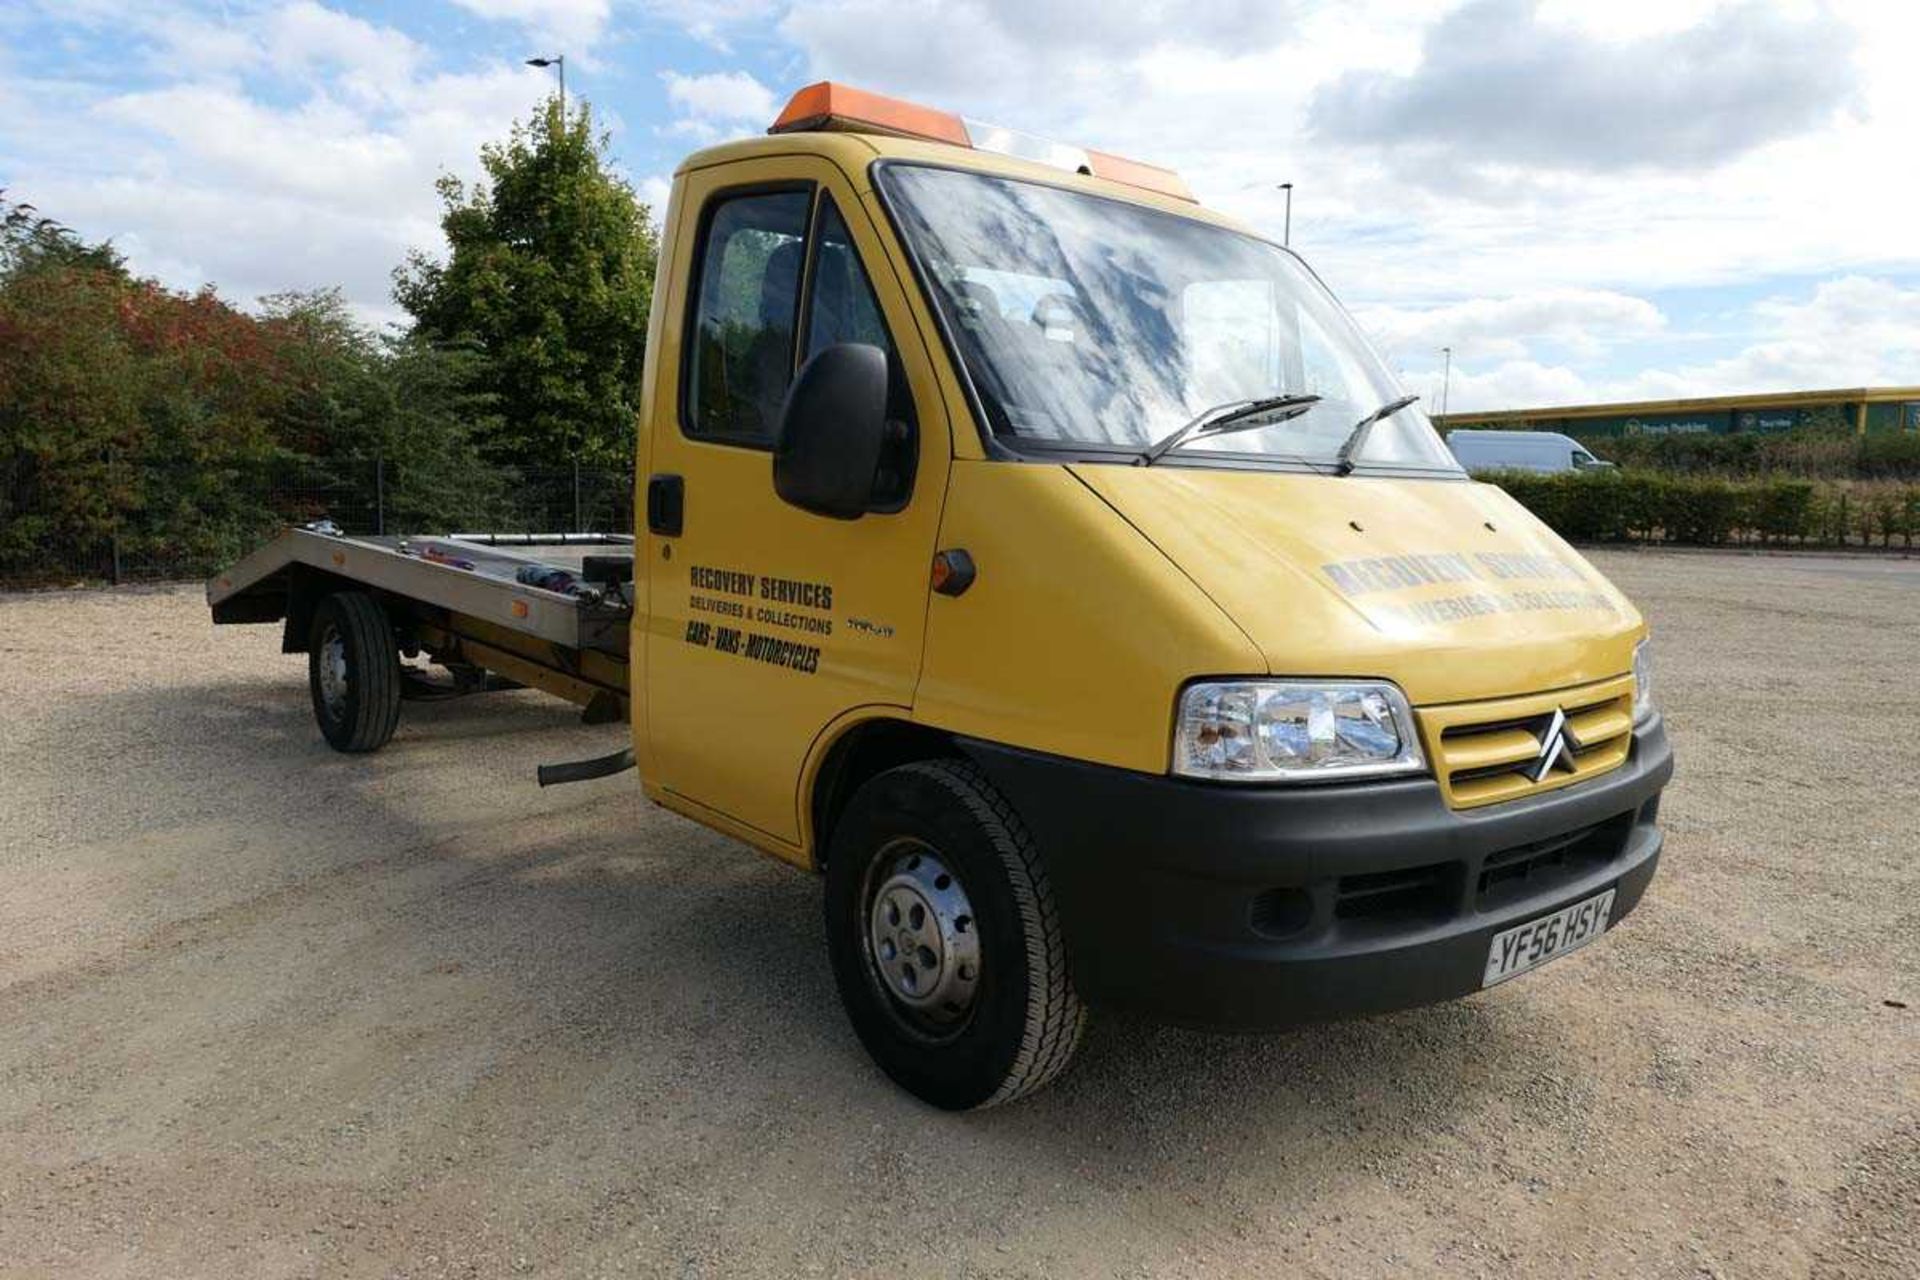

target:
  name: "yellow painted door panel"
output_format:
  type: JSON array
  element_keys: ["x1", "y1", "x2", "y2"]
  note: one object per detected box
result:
[
  {"x1": 644, "y1": 155, "x2": 951, "y2": 844},
  {"x1": 1069, "y1": 466, "x2": 1643, "y2": 705}
]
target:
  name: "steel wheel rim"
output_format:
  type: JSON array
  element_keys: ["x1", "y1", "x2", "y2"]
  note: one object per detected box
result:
[
  {"x1": 861, "y1": 840, "x2": 981, "y2": 1039},
  {"x1": 317, "y1": 625, "x2": 349, "y2": 719}
]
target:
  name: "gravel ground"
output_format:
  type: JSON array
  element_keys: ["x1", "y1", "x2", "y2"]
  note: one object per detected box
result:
[{"x1": 1, "y1": 549, "x2": 1915, "y2": 1278}]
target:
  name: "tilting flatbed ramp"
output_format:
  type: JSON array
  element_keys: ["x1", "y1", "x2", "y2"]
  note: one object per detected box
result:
[{"x1": 209, "y1": 526, "x2": 634, "y2": 721}]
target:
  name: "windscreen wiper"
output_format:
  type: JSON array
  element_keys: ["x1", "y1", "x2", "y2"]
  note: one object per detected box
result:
[
  {"x1": 1333, "y1": 394, "x2": 1420, "y2": 475},
  {"x1": 1138, "y1": 394, "x2": 1323, "y2": 467}
]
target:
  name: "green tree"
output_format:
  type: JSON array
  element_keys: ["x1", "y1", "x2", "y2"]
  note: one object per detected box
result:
[
  {"x1": 1, "y1": 189, "x2": 125, "y2": 278},
  {"x1": 2, "y1": 187, "x2": 580, "y2": 583},
  {"x1": 393, "y1": 99, "x2": 658, "y2": 468},
  {"x1": 1, "y1": 191, "x2": 291, "y2": 579},
  {"x1": 259, "y1": 288, "x2": 508, "y2": 529}
]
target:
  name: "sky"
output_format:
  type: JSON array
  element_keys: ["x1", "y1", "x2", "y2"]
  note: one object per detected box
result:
[{"x1": 2, "y1": 0, "x2": 1917, "y2": 413}]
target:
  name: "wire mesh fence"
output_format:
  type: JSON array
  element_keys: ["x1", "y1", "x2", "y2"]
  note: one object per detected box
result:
[
  {"x1": 0, "y1": 455, "x2": 634, "y2": 587},
  {"x1": 18, "y1": 454, "x2": 1912, "y2": 590}
]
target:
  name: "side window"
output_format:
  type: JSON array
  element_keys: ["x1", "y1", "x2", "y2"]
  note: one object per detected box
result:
[
  {"x1": 803, "y1": 198, "x2": 894, "y2": 361},
  {"x1": 685, "y1": 189, "x2": 811, "y2": 444},
  {"x1": 804, "y1": 196, "x2": 916, "y2": 511}
]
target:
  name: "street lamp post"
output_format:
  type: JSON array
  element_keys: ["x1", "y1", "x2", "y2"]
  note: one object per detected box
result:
[
  {"x1": 1277, "y1": 182, "x2": 1293, "y2": 247},
  {"x1": 527, "y1": 54, "x2": 565, "y2": 114},
  {"x1": 1440, "y1": 346, "x2": 1453, "y2": 418}
]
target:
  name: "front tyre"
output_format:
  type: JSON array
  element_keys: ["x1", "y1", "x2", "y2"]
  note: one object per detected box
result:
[
  {"x1": 307, "y1": 591, "x2": 402, "y2": 753},
  {"x1": 825, "y1": 760, "x2": 1086, "y2": 1109}
]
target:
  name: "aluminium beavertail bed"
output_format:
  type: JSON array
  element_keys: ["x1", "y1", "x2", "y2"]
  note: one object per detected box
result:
[{"x1": 209, "y1": 525, "x2": 635, "y2": 760}]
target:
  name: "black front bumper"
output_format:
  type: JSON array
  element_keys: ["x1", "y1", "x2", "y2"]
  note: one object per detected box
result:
[{"x1": 958, "y1": 716, "x2": 1673, "y2": 1030}]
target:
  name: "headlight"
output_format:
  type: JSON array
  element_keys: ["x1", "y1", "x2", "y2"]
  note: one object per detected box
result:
[
  {"x1": 1174, "y1": 680, "x2": 1426, "y2": 782},
  {"x1": 1632, "y1": 637, "x2": 1654, "y2": 724}
]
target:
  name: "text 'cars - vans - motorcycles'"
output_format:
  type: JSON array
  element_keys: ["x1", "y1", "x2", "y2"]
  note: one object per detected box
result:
[{"x1": 209, "y1": 81, "x2": 1673, "y2": 1110}]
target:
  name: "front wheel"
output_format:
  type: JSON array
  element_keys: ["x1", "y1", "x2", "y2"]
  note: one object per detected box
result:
[
  {"x1": 307, "y1": 591, "x2": 402, "y2": 752},
  {"x1": 824, "y1": 760, "x2": 1086, "y2": 1109}
]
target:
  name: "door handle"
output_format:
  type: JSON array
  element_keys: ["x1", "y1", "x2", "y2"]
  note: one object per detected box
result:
[{"x1": 647, "y1": 473, "x2": 684, "y2": 536}]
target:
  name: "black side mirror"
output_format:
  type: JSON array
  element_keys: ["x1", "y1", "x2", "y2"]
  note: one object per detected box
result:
[{"x1": 774, "y1": 343, "x2": 912, "y2": 519}]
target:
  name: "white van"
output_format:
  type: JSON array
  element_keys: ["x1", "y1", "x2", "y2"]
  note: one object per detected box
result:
[{"x1": 1447, "y1": 430, "x2": 1614, "y2": 474}]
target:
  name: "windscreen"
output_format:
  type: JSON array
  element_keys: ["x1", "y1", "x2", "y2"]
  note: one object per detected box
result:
[{"x1": 878, "y1": 164, "x2": 1461, "y2": 473}]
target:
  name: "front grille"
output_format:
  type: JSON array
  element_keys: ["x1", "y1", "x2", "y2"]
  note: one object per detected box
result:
[
  {"x1": 1418, "y1": 675, "x2": 1636, "y2": 810},
  {"x1": 1335, "y1": 860, "x2": 1456, "y2": 923},
  {"x1": 1476, "y1": 813, "x2": 1632, "y2": 909}
]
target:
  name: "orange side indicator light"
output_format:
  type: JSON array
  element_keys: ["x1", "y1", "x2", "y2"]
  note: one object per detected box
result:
[
  {"x1": 510, "y1": 599, "x2": 530, "y2": 619},
  {"x1": 330, "y1": 551, "x2": 346, "y2": 567},
  {"x1": 770, "y1": 81, "x2": 1194, "y2": 203},
  {"x1": 931, "y1": 548, "x2": 976, "y2": 597}
]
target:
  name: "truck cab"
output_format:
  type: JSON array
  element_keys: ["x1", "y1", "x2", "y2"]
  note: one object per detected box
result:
[{"x1": 629, "y1": 83, "x2": 1671, "y2": 1108}]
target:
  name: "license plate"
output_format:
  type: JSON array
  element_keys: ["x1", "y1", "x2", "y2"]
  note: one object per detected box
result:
[{"x1": 1483, "y1": 888, "x2": 1616, "y2": 987}]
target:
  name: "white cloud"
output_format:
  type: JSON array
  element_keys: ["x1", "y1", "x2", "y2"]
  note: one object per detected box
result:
[
  {"x1": 1750, "y1": 275, "x2": 1920, "y2": 352},
  {"x1": 3, "y1": 6, "x2": 558, "y2": 324},
  {"x1": 445, "y1": 0, "x2": 612, "y2": 47},
  {"x1": 1630, "y1": 277, "x2": 1920, "y2": 397},
  {"x1": 662, "y1": 70, "x2": 776, "y2": 122},
  {"x1": 39, "y1": 0, "x2": 425, "y2": 92},
  {"x1": 1428, "y1": 277, "x2": 1920, "y2": 412},
  {"x1": 1311, "y1": 0, "x2": 1859, "y2": 175},
  {"x1": 635, "y1": 0, "x2": 779, "y2": 47},
  {"x1": 8, "y1": 0, "x2": 1920, "y2": 411},
  {"x1": 758, "y1": 0, "x2": 1915, "y2": 324},
  {"x1": 96, "y1": 87, "x2": 416, "y2": 208},
  {"x1": 1431, "y1": 360, "x2": 1597, "y2": 414},
  {"x1": 777, "y1": 0, "x2": 1303, "y2": 113},
  {"x1": 782, "y1": 0, "x2": 1299, "y2": 69},
  {"x1": 636, "y1": 173, "x2": 673, "y2": 229},
  {"x1": 1358, "y1": 289, "x2": 1667, "y2": 366},
  {"x1": 25, "y1": 171, "x2": 426, "y2": 329},
  {"x1": 137, "y1": 7, "x2": 262, "y2": 77},
  {"x1": 264, "y1": 1, "x2": 424, "y2": 90}
]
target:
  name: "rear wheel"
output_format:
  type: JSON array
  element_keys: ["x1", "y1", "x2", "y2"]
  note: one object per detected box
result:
[
  {"x1": 307, "y1": 591, "x2": 401, "y2": 752},
  {"x1": 824, "y1": 760, "x2": 1086, "y2": 1109}
]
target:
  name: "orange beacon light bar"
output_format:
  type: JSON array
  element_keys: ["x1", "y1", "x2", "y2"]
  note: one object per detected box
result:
[{"x1": 770, "y1": 81, "x2": 1196, "y2": 203}]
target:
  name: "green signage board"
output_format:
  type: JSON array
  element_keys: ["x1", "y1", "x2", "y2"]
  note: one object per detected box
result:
[
  {"x1": 1455, "y1": 397, "x2": 1916, "y2": 435},
  {"x1": 1734, "y1": 409, "x2": 1798, "y2": 434},
  {"x1": 1620, "y1": 414, "x2": 1725, "y2": 437}
]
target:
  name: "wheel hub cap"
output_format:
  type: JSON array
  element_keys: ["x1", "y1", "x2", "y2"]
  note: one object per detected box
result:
[
  {"x1": 866, "y1": 847, "x2": 980, "y2": 1020},
  {"x1": 318, "y1": 628, "x2": 349, "y2": 715}
]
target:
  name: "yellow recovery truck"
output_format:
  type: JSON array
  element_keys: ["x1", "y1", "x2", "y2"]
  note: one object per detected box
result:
[{"x1": 211, "y1": 83, "x2": 1672, "y2": 1109}]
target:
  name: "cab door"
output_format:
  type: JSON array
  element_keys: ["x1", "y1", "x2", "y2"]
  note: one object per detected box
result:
[{"x1": 643, "y1": 156, "x2": 950, "y2": 850}]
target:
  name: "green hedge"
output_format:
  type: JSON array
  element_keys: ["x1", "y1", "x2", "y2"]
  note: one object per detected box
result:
[
  {"x1": 1570, "y1": 426, "x2": 1920, "y2": 480},
  {"x1": 1481, "y1": 470, "x2": 1920, "y2": 549}
]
